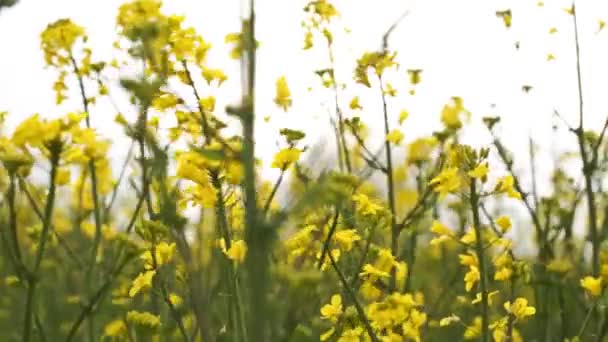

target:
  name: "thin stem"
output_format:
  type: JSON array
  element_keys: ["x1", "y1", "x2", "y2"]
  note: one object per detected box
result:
[
  {"x1": 327, "y1": 240, "x2": 379, "y2": 342},
  {"x1": 263, "y1": 170, "x2": 284, "y2": 216},
  {"x1": 470, "y1": 180, "x2": 489, "y2": 342},
  {"x1": 571, "y1": 0, "x2": 599, "y2": 276},
  {"x1": 23, "y1": 146, "x2": 60, "y2": 342},
  {"x1": 317, "y1": 209, "x2": 340, "y2": 269},
  {"x1": 65, "y1": 254, "x2": 134, "y2": 342},
  {"x1": 378, "y1": 76, "x2": 398, "y2": 291}
]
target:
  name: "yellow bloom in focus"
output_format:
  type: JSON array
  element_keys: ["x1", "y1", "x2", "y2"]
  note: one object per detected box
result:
[
  {"x1": 156, "y1": 242, "x2": 176, "y2": 265},
  {"x1": 581, "y1": 276, "x2": 602, "y2": 297},
  {"x1": 274, "y1": 76, "x2": 292, "y2": 112},
  {"x1": 467, "y1": 162, "x2": 488, "y2": 181},
  {"x1": 504, "y1": 297, "x2": 536, "y2": 321},
  {"x1": 225, "y1": 239, "x2": 248, "y2": 264},
  {"x1": 129, "y1": 270, "x2": 156, "y2": 297},
  {"x1": 320, "y1": 294, "x2": 343, "y2": 323},
  {"x1": 429, "y1": 167, "x2": 461, "y2": 200},
  {"x1": 40, "y1": 19, "x2": 85, "y2": 67},
  {"x1": 141, "y1": 242, "x2": 176, "y2": 270},
  {"x1": 271, "y1": 147, "x2": 301, "y2": 170},
  {"x1": 386, "y1": 129, "x2": 404, "y2": 145},
  {"x1": 495, "y1": 216, "x2": 512, "y2": 234},
  {"x1": 464, "y1": 266, "x2": 480, "y2": 292}
]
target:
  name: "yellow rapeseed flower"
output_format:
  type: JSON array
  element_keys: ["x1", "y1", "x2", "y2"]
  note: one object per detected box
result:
[
  {"x1": 274, "y1": 76, "x2": 292, "y2": 112},
  {"x1": 504, "y1": 297, "x2": 536, "y2": 321},
  {"x1": 320, "y1": 294, "x2": 343, "y2": 323},
  {"x1": 129, "y1": 270, "x2": 156, "y2": 297},
  {"x1": 581, "y1": 276, "x2": 602, "y2": 297}
]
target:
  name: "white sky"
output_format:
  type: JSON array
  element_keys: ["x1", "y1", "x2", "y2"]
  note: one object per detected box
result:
[{"x1": 1, "y1": 0, "x2": 607, "y2": 187}]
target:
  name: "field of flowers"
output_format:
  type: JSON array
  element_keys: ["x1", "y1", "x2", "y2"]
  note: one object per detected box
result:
[{"x1": 1, "y1": 0, "x2": 608, "y2": 341}]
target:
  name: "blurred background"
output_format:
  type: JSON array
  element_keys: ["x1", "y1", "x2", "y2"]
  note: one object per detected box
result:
[{"x1": 1, "y1": 0, "x2": 607, "y2": 202}]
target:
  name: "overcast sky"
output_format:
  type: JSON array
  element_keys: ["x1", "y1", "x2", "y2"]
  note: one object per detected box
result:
[{"x1": 1, "y1": 0, "x2": 607, "y2": 186}]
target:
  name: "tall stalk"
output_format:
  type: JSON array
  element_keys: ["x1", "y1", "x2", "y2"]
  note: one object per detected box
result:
[
  {"x1": 470, "y1": 180, "x2": 489, "y2": 342},
  {"x1": 23, "y1": 143, "x2": 60, "y2": 342}
]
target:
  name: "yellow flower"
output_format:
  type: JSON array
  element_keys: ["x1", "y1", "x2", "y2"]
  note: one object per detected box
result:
[
  {"x1": 439, "y1": 314, "x2": 461, "y2": 327},
  {"x1": 547, "y1": 53, "x2": 556, "y2": 61},
  {"x1": 104, "y1": 319, "x2": 127, "y2": 337},
  {"x1": 495, "y1": 175, "x2": 522, "y2": 200},
  {"x1": 407, "y1": 69, "x2": 422, "y2": 85},
  {"x1": 464, "y1": 317, "x2": 482, "y2": 339},
  {"x1": 274, "y1": 76, "x2": 292, "y2": 111},
  {"x1": 201, "y1": 67, "x2": 228, "y2": 86},
  {"x1": 349, "y1": 96, "x2": 362, "y2": 110},
  {"x1": 140, "y1": 242, "x2": 176, "y2": 269},
  {"x1": 320, "y1": 294, "x2": 343, "y2": 323},
  {"x1": 126, "y1": 310, "x2": 161, "y2": 329},
  {"x1": 581, "y1": 276, "x2": 603, "y2": 297},
  {"x1": 472, "y1": 290, "x2": 499, "y2": 305},
  {"x1": 386, "y1": 129, "x2": 404, "y2": 145},
  {"x1": 495, "y1": 216, "x2": 512, "y2": 233},
  {"x1": 352, "y1": 193, "x2": 384, "y2": 217},
  {"x1": 504, "y1": 297, "x2": 536, "y2": 320},
  {"x1": 339, "y1": 327, "x2": 363, "y2": 342},
  {"x1": 169, "y1": 293, "x2": 183, "y2": 307},
  {"x1": 271, "y1": 147, "x2": 301, "y2": 170},
  {"x1": 334, "y1": 229, "x2": 361, "y2": 251},
  {"x1": 464, "y1": 266, "x2": 480, "y2": 292},
  {"x1": 467, "y1": 162, "x2": 488, "y2": 181},
  {"x1": 40, "y1": 19, "x2": 85, "y2": 67},
  {"x1": 460, "y1": 229, "x2": 477, "y2": 245},
  {"x1": 431, "y1": 220, "x2": 453, "y2": 236},
  {"x1": 399, "y1": 109, "x2": 409, "y2": 124},
  {"x1": 129, "y1": 270, "x2": 156, "y2": 297},
  {"x1": 495, "y1": 10, "x2": 512, "y2": 28},
  {"x1": 360, "y1": 263, "x2": 390, "y2": 280},
  {"x1": 429, "y1": 167, "x2": 461, "y2": 200},
  {"x1": 459, "y1": 252, "x2": 478, "y2": 267},
  {"x1": 441, "y1": 97, "x2": 470, "y2": 130},
  {"x1": 225, "y1": 239, "x2": 248, "y2": 264}
]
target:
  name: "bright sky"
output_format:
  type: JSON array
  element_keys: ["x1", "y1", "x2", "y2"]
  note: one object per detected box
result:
[{"x1": 1, "y1": 0, "x2": 607, "y2": 190}]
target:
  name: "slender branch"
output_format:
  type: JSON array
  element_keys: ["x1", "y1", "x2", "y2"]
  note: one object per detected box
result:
[
  {"x1": 470, "y1": 180, "x2": 489, "y2": 342},
  {"x1": 327, "y1": 239, "x2": 379, "y2": 342}
]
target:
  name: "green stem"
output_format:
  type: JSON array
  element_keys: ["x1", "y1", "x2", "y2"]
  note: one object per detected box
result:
[
  {"x1": 470, "y1": 180, "x2": 489, "y2": 342},
  {"x1": 327, "y1": 235, "x2": 379, "y2": 342},
  {"x1": 23, "y1": 145, "x2": 60, "y2": 342},
  {"x1": 378, "y1": 76, "x2": 398, "y2": 291}
]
